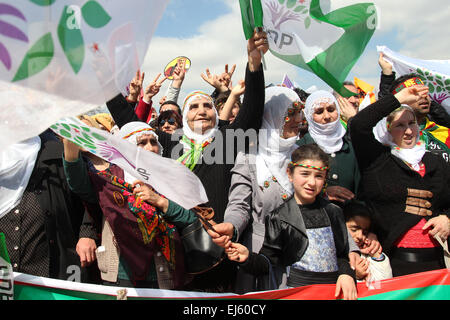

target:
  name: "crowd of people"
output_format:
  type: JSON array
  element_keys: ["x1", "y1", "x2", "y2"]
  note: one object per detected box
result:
[{"x1": 1, "y1": 30, "x2": 449, "y2": 300}]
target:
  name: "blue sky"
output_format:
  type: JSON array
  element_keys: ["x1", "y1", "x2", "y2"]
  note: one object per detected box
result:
[{"x1": 142, "y1": 0, "x2": 450, "y2": 107}]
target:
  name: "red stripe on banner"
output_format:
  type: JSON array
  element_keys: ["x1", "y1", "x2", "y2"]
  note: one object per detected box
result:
[
  {"x1": 229, "y1": 269, "x2": 450, "y2": 300},
  {"x1": 12, "y1": 269, "x2": 450, "y2": 300}
]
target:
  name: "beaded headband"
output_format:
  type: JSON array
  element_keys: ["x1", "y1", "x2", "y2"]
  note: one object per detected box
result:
[
  {"x1": 183, "y1": 91, "x2": 213, "y2": 111},
  {"x1": 121, "y1": 128, "x2": 155, "y2": 140},
  {"x1": 392, "y1": 77, "x2": 424, "y2": 94},
  {"x1": 290, "y1": 161, "x2": 329, "y2": 171}
]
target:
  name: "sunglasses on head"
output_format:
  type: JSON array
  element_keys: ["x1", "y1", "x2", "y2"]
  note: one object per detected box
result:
[{"x1": 159, "y1": 118, "x2": 176, "y2": 126}]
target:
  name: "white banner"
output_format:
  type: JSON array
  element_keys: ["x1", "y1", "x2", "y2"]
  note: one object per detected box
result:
[
  {"x1": 378, "y1": 46, "x2": 450, "y2": 115},
  {"x1": 51, "y1": 117, "x2": 208, "y2": 210},
  {"x1": 0, "y1": 0, "x2": 169, "y2": 149}
]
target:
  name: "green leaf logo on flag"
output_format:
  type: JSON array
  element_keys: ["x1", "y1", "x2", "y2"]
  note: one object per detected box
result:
[
  {"x1": 12, "y1": 0, "x2": 112, "y2": 82},
  {"x1": 240, "y1": 0, "x2": 377, "y2": 97}
]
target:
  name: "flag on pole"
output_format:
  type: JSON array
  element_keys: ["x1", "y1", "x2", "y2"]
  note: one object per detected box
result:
[
  {"x1": 281, "y1": 74, "x2": 295, "y2": 89},
  {"x1": 239, "y1": 0, "x2": 378, "y2": 97},
  {"x1": 0, "y1": 0, "x2": 169, "y2": 150},
  {"x1": 377, "y1": 46, "x2": 450, "y2": 115},
  {"x1": 50, "y1": 117, "x2": 208, "y2": 210},
  {"x1": 354, "y1": 77, "x2": 377, "y2": 110}
]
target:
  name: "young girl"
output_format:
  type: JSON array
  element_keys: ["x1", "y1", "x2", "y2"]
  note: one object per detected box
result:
[{"x1": 225, "y1": 144, "x2": 357, "y2": 300}]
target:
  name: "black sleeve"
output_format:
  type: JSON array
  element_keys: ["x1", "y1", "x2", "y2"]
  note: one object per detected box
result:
[
  {"x1": 349, "y1": 94, "x2": 401, "y2": 171},
  {"x1": 378, "y1": 72, "x2": 396, "y2": 100},
  {"x1": 238, "y1": 213, "x2": 284, "y2": 277},
  {"x1": 228, "y1": 63, "x2": 265, "y2": 132},
  {"x1": 428, "y1": 101, "x2": 450, "y2": 128},
  {"x1": 106, "y1": 94, "x2": 141, "y2": 128},
  {"x1": 78, "y1": 208, "x2": 100, "y2": 241}
]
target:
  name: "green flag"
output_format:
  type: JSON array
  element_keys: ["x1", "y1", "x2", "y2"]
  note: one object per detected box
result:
[{"x1": 239, "y1": 0, "x2": 377, "y2": 97}]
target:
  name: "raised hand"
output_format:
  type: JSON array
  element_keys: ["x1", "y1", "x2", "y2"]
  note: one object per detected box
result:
[
  {"x1": 337, "y1": 96, "x2": 358, "y2": 122},
  {"x1": 378, "y1": 52, "x2": 393, "y2": 76},
  {"x1": 172, "y1": 59, "x2": 186, "y2": 89},
  {"x1": 144, "y1": 73, "x2": 168, "y2": 102},
  {"x1": 128, "y1": 69, "x2": 145, "y2": 102},
  {"x1": 201, "y1": 67, "x2": 229, "y2": 92},
  {"x1": 247, "y1": 28, "x2": 269, "y2": 72},
  {"x1": 218, "y1": 64, "x2": 237, "y2": 91},
  {"x1": 394, "y1": 85, "x2": 429, "y2": 106}
]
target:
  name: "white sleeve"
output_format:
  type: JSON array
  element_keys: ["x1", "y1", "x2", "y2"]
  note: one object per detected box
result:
[
  {"x1": 165, "y1": 84, "x2": 180, "y2": 103},
  {"x1": 367, "y1": 253, "x2": 393, "y2": 281}
]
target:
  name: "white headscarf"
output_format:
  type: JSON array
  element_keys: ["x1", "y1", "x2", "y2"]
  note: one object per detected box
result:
[
  {"x1": 373, "y1": 105, "x2": 426, "y2": 170},
  {"x1": 304, "y1": 90, "x2": 346, "y2": 154},
  {"x1": 0, "y1": 136, "x2": 41, "y2": 218},
  {"x1": 256, "y1": 86, "x2": 301, "y2": 195},
  {"x1": 118, "y1": 121, "x2": 162, "y2": 183},
  {"x1": 181, "y1": 91, "x2": 219, "y2": 145}
]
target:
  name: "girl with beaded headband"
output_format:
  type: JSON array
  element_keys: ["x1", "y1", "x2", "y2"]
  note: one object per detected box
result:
[
  {"x1": 207, "y1": 86, "x2": 305, "y2": 293},
  {"x1": 223, "y1": 144, "x2": 358, "y2": 299}
]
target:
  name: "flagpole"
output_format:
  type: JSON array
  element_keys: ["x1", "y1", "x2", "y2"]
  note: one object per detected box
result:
[
  {"x1": 257, "y1": 27, "x2": 267, "y2": 71},
  {"x1": 249, "y1": 0, "x2": 266, "y2": 71}
]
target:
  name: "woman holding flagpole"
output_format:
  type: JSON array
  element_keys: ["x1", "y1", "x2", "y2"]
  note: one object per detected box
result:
[{"x1": 105, "y1": 29, "x2": 269, "y2": 292}]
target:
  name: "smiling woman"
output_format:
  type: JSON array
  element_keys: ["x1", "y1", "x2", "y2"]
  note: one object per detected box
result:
[{"x1": 349, "y1": 85, "x2": 450, "y2": 277}]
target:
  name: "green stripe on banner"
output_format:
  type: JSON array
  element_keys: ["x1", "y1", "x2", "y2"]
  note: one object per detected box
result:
[
  {"x1": 13, "y1": 269, "x2": 450, "y2": 300},
  {"x1": 359, "y1": 285, "x2": 450, "y2": 300}
]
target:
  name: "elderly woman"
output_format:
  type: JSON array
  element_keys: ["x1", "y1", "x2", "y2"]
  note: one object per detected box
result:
[
  {"x1": 349, "y1": 84, "x2": 450, "y2": 276},
  {"x1": 62, "y1": 121, "x2": 197, "y2": 289},
  {"x1": 297, "y1": 91, "x2": 360, "y2": 206},
  {"x1": 104, "y1": 30, "x2": 268, "y2": 292}
]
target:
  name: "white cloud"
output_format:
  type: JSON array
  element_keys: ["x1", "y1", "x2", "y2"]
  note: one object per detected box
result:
[
  {"x1": 141, "y1": 0, "x2": 450, "y2": 109},
  {"x1": 141, "y1": 0, "x2": 299, "y2": 109}
]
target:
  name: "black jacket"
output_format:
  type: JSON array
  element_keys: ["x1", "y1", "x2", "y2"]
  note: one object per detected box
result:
[
  {"x1": 106, "y1": 64, "x2": 265, "y2": 223},
  {"x1": 349, "y1": 95, "x2": 450, "y2": 253},
  {"x1": 240, "y1": 196, "x2": 355, "y2": 280},
  {"x1": 0, "y1": 130, "x2": 94, "y2": 280}
]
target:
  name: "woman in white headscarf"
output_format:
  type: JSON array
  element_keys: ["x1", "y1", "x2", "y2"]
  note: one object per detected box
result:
[
  {"x1": 297, "y1": 90, "x2": 361, "y2": 205},
  {"x1": 62, "y1": 121, "x2": 192, "y2": 289},
  {"x1": 209, "y1": 86, "x2": 303, "y2": 293},
  {"x1": 349, "y1": 84, "x2": 450, "y2": 277},
  {"x1": 106, "y1": 30, "x2": 269, "y2": 292}
]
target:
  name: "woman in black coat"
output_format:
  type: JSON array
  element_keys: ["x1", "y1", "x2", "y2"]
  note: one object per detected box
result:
[
  {"x1": 349, "y1": 84, "x2": 450, "y2": 277},
  {"x1": 105, "y1": 30, "x2": 268, "y2": 292}
]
